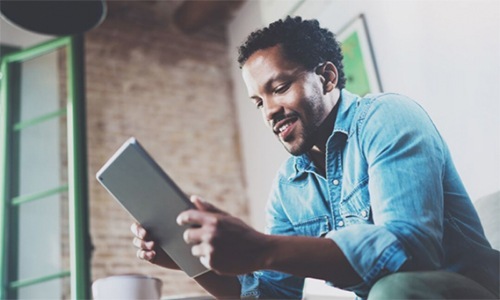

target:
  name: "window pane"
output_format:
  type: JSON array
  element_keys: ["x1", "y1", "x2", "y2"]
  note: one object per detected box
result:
[
  {"x1": 16, "y1": 192, "x2": 70, "y2": 282},
  {"x1": 17, "y1": 275, "x2": 71, "y2": 299},
  {"x1": 15, "y1": 114, "x2": 67, "y2": 198},
  {"x1": 17, "y1": 48, "x2": 66, "y2": 123}
]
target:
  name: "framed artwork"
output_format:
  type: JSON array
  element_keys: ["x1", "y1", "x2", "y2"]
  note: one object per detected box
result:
[{"x1": 337, "y1": 14, "x2": 383, "y2": 95}]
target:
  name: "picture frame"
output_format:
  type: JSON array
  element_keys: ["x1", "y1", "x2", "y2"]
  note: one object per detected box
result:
[{"x1": 336, "y1": 14, "x2": 383, "y2": 95}]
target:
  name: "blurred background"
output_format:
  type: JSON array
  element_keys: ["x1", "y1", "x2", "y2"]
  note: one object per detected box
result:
[{"x1": 1, "y1": 0, "x2": 498, "y2": 299}]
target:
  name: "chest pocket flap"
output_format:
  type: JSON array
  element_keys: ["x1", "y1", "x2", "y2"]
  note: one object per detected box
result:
[{"x1": 340, "y1": 179, "x2": 372, "y2": 225}]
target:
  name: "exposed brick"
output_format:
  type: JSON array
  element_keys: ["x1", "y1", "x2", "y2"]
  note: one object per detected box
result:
[{"x1": 85, "y1": 3, "x2": 248, "y2": 297}]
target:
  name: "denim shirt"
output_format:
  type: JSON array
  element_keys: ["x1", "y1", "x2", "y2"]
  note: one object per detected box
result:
[{"x1": 237, "y1": 90, "x2": 499, "y2": 299}]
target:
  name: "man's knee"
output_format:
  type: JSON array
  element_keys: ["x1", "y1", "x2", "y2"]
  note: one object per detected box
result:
[
  {"x1": 367, "y1": 271, "x2": 497, "y2": 300},
  {"x1": 368, "y1": 272, "x2": 422, "y2": 300}
]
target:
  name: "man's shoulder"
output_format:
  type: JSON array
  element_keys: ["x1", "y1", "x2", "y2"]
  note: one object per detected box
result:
[
  {"x1": 341, "y1": 91, "x2": 420, "y2": 123},
  {"x1": 353, "y1": 92, "x2": 426, "y2": 123},
  {"x1": 358, "y1": 92, "x2": 417, "y2": 107}
]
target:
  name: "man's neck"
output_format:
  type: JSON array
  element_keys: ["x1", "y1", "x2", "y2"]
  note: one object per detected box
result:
[{"x1": 308, "y1": 97, "x2": 340, "y2": 174}]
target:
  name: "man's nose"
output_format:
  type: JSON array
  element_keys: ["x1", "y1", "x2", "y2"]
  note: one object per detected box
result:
[{"x1": 263, "y1": 97, "x2": 283, "y2": 124}]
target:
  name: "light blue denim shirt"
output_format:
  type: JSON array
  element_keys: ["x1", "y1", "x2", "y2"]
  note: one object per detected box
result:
[{"x1": 238, "y1": 90, "x2": 499, "y2": 299}]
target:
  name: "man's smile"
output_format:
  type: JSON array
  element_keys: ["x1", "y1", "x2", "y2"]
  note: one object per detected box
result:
[{"x1": 273, "y1": 117, "x2": 298, "y2": 140}]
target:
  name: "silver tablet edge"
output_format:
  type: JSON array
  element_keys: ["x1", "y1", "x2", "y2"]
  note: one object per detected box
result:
[{"x1": 96, "y1": 137, "x2": 137, "y2": 181}]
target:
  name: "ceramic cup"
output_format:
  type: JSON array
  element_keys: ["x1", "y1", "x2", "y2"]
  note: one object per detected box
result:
[{"x1": 92, "y1": 274, "x2": 162, "y2": 299}]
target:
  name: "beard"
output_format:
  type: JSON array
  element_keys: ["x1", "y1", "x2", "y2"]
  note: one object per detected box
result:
[
  {"x1": 279, "y1": 94, "x2": 327, "y2": 156},
  {"x1": 281, "y1": 122, "x2": 318, "y2": 156}
]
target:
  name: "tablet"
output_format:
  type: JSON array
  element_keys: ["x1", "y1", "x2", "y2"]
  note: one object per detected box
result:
[{"x1": 96, "y1": 137, "x2": 209, "y2": 278}]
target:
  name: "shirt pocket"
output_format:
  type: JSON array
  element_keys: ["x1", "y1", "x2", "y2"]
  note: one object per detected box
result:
[
  {"x1": 340, "y1": 178, "x2": 372, "y2": 226},
  {"x1": 292, "y1": 216, "x2": 331, "y2": 237}
]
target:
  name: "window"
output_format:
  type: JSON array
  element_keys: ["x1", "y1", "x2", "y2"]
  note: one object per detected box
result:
[{"x1": 0, "y1": 36, "x2": 91, "y2": 299}]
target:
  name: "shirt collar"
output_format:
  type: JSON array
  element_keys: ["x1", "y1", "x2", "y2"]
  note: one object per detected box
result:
[
  {"x1": 290, "y1": 89, "x2": 360, "y2": 179},
  {"x1": 333, "y1": 89, "x2": 359, "y2": 136}
]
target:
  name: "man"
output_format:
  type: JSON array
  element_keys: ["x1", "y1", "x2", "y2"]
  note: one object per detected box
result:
[{"x1": 132, "y1": 17, "x2": 499, "y2": 299}]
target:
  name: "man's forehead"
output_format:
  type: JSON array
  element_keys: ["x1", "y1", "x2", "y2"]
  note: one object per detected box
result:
[
  {"x1": 241, "y1": 45, "x2": 312, "y2": 98},
  {"x1": 246, "y1": 45, "x2": 285, "y2": 66},
  {"x1": 242, "y1": 46, "x2": 302, "y2": 78}
]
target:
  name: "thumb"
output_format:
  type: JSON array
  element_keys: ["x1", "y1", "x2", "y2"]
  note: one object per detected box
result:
[{"x1": 190, "y1": 195, "x2": 226, "y2": 214}]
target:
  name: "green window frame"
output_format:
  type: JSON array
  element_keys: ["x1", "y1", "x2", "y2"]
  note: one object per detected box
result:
[{"x1": 0, "y1": 35, "x2": 91, "y2": 299}]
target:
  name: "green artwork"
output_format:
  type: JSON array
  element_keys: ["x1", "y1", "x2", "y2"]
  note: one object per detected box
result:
[{"x1": 341, "y1": 32, "x2": 371, "y2": 96}]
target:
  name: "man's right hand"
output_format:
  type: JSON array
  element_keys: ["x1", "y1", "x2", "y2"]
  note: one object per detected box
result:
[{"x1": 131, "y1": 222, "x2": 180, "y2": 270}]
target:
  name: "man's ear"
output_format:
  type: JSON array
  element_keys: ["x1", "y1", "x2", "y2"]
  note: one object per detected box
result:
[{"x1": 315, "y1": 62, "x2": 338, "y2": 93}]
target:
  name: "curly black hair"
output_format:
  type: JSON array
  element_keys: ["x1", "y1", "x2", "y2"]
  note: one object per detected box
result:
[{"x1": 237, "y1": 16, "x2": 346, "y2": 90}]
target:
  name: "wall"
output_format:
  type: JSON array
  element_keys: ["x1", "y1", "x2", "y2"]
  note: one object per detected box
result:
[
  {"x1": 1, "y1": 2, "x2": 249, "y2": 297},
  {"x1": 228, "y1": 1, "x2": 291, "y2": 232},
  {"x1": 85, "y1": 2, "x2": 248, "y2": 297}
]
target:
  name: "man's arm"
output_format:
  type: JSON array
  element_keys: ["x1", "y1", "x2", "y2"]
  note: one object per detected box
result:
[
  {"x1": 178, "y1": 196, "x2": 361, "y2": 287},
  {"x1": 260, "y1": 235, "x2": 361, "y2": 287},
  {"x1": 133, "y1": 196, "x2": 361, "y2": 298}
]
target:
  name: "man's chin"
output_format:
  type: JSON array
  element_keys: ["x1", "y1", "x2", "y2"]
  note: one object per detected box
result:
[
  {"x1": 282, "y1": 141, "x2": 309, "y2": 156},
  {"x1": 279, "y1": 126, "x2": 317, "y2": 156}
]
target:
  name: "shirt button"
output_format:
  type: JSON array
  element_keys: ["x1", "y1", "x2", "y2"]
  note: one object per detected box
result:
[
  {"x1": 332, "y1": 179, "x2": 340, "y2": 186},
  {"x1": 337, "y1": 221, "x2": 344, "y2": 227},
  {"x1": 361, "y1": 210, "x2": 368, "y2": 217}
]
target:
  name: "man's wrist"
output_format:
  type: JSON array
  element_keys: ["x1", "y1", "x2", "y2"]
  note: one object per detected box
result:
[{"x1": 255, "y1": 233, "x2": 281, "y2": 271}]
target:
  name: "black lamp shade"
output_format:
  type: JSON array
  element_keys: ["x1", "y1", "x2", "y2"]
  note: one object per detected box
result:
[{"x1": 0, "y1": 0, "x2": 106, "y2": 35}]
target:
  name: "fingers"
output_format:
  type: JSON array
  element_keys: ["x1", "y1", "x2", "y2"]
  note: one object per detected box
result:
[
  {"x1": 191, "y1": 244, "x2": 212, "y2": 270},
  {"x1": 131, "y1": 222, "x2": 156, "y2": 262},
  {"x1": 183, "y1": 227, "x2": 213, "y2": 245},
  {"x1": 130, "y1": 222, "x2": 147, "y2": 239},
  {"x1": 134, "y1": 237, "x2": 157, "y2": 262},
  {"x1": 132, "y1": 237, "x2": 154, "y2": 250},
  {"x1": 136, "y1": 249, "x2": 156, "y2": 261},
  {"x1": 177, "y1": 209, "x2": 216, "y2": 226},
  {"x1": 191, "y1": 243, "x2": 211, "y2": 257},
  {"x1": 190, "y1": 195, "x2": 212, "y2": 211},
  {"x1": 190, "y1": 195, "x2": 226, "y2": 214},
  {"x1": 199, "y1": 256, "x2": 211, "y2": 269}
]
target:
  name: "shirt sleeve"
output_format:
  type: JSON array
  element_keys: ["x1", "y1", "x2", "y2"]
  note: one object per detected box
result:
[
  {"x1": 237, "y1": 174, "x2": 305, "y2": 299},
  {"x1": 327, "y1": 94, "x2": 447, "y2": 296}
]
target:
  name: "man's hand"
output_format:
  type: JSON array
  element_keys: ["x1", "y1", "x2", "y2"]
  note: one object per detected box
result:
[
  {"x1": 132, "y1": 195, "x2": 360, "y2": 294},
  {"x1": 177, "y1": 195, "x2": 270, "y2": 275},
  {"x1": 131, "y1": 222, "x2": 180, "y2": 270},
  {"x1": 131, "y1": 206, "x2": 243, "y2": 298}
]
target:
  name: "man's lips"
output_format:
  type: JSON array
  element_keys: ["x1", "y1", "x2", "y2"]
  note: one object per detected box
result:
[{"x1": 273, "y1": 117, "x2": 298, "y2": 138}]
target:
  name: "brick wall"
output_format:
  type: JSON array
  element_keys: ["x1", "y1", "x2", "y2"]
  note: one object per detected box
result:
[{"x1": 85, "y1": 2, "x2": 248, "y2": 297}]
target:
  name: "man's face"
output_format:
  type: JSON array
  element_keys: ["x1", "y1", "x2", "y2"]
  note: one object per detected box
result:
[{"x1": 241, "y1": 45, "x2": 333, "y2": 156}]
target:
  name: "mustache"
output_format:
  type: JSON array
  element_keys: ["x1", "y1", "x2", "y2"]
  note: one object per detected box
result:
[{"x1": 271, "y1": 112, "x2": 300, "y2": 128}]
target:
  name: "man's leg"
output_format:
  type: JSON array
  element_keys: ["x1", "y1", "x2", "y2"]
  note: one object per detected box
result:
[{"x1": 367, "y1": 271, "x2": 497, "y2": 299}]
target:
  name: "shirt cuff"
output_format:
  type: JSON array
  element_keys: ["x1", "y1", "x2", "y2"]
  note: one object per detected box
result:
[
  {"x1": 326, "y1": 224, "x2": 410, "y2": 296},
  {"x1": 237, "y1": 271, "x2": 304, "y2": 299}
]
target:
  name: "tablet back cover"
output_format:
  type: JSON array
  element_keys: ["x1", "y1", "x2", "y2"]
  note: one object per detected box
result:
[{"x1": 96, "y1": 138, "x2": 208, "y2": 277}]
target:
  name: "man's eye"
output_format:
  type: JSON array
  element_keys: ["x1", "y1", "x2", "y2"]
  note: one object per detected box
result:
[
  {"x1": 274, "y1": 83, "x2": 290, "y2": 94},
  {"x1": 251, "y1": 99, "x2": 263, "y2": 109}
]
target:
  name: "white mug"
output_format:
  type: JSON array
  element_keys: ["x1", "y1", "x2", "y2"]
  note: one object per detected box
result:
[{"x1": 92, "y1": 274, "x2": 162, "y2": 299}]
